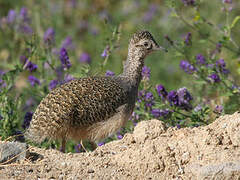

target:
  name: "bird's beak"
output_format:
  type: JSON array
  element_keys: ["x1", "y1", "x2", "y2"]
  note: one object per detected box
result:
[{"x1": 153, "y1": 44, "x2": 168, "y2": 52}]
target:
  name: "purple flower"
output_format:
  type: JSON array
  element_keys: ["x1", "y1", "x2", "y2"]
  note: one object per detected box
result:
[
  {"x1": 101, "y1": 46, "x2": 109, "y2": 58},
  {"x1": 232, "y1": 85, "x2": 240, "y2": 93},
  {"x1": 7, "y1": 10, "x2": 16, "y2": 24},
  {"x1": 20, "y1": 55, "x2": 28, "y2": 64},
  {"x1": 207, "y1": 64, "x2": 214, "y2": 68},
  {"x1": 75, "y1": 144, "x2": 82, "y2": 153},
  {"x1": 0, "y1": 79, "x2": 6, "y2": 89},
  {"x1": 55, "y1": 66, "x2": 64, "y2": 80},
  {"x1": 180, "y1": 60, "x2": 196, "y2": 74},
  {"x1": 156, "y1": 84, "x2": 168, "y2": 99},
  {"x1": 49, "y1": 80, "x2": 59, "y2": 90},
  {"x1": 214, "y1": 105, "x2": 223, "y2": 114},
  {"x1": 216, "y1": 59, "x2": 226, "y2": 68},
  {"x1": 0, "y1": 70, "x2": 5, "y2": 76},
  {"x1": 184, "y1": 32, "x2": 192, "y2": 45},
  {"x1": 176, "y1": 124, "x2": 181, "y2": 129},
  {"x1": 62, "y1": 74, "x2": 75, "y2": 84},
  {"x1": 59, "y1": 48, "x2": 71, "y2": 69},
  {"x1": 138, "y1": 90, "x2": 145, "y2": 99},
  {"x1": 223, "y1": 0, "x2": 232, "y2": 4},
  {"x1": 194, "y1": 104, "x2": 202, "y2": 112},
  {"x1": 151, "y1": 109, "x2": 170, "y2": 118},
  {"x1": 26, "y1": 61, "x2": 38, "y2": 72},
  {"x1": 167, "y1": 90, "x2": 179, "y2": 106},
  {"x1": 28, "y1": 75, "x2": 40, "y2": 86},
  {"x1": 138, "y1": 91, "x2": 155, "y2": 109},
  {"x1": 142, "y1": 66, "x2": 151, "y2": 80},
  {"x1": 209, "y1": 73, "x2": 220, "y2": 83},
  {"x1": 19, "y1": 24, "x2": 33, "y2": 34},
  {"x1": 22, "y1": 112, "x2": 33, "y2": 129},
  {"x1": 117, "y1": 134, "x2": 123, "y2": 139},
  {"x1": 61, "y1": 36, "x2": 75, "y2": 50},
  {"x1": 44, "y1": 28, "x2": 55, "y2": 45},
  {"x1": 24, "y1": 97, "x2": 35, "y2": 109},
  {"x1": 130, "y1": 111, "x2": 140, "y2": 122},
  {"x1": 116, "y1": 131, "x2": 123, "y2": 139},
  {"x1": 216, "y1": 59, "x2": 229, "y2": 74},
  {"x1": 105, "y1": 70, "x2": 115, "y2": 77},
  {"x1": 182, "y1": 0, "x2": 195, "y2": 6},
  {"x1": 68, "y1": 0, "x2": 77, "y2": 8},
  {"x1": 145, "y1": 92, "x2": 153, "y2": 100},
  {"x1": 145, "y1": 92, "x2": 155, "y2": 108},
  {"x1": 142, "y1": 4, "x2": 157, "y2": 23},
  {"x1": 19, "y1": 7, "x2": 29, "y2": 23},
  {"x1": 177, "y1": 87, "x2": 193, "y2": 110},
  {"x1": 228, "y1": 7, "x2": 233, "y2": 12},
  {"x1": 52, "y1": 48, "x2": 59, "y2": 56},
  {"x1": 196, "y1": 54, "x2": 206, "y2": 65},
  {"x1": 97, "y1": 142, "x2": 105, "y2": 146},
  {"x1": 79, "y1": 52, "x2": 91, "y2": 64}
]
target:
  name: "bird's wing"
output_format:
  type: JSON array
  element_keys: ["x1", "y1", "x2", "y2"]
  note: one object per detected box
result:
[{"x1": 62, "y1": 76, "x2": 128, "y2": 127}]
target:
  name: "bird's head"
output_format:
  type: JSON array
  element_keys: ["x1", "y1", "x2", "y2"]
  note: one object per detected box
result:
[{"x1": 129, "y1": 31, "x2": 167, "y2": 58}]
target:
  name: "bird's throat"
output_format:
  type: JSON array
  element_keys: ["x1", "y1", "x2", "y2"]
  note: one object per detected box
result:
[{"x1": 122, "y1": 54, "x2": 144, "y2": 87}]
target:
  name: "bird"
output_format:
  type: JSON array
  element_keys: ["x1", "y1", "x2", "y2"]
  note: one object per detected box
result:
[{"x1": 25, "y1": 30, "x2": 167, "y2": 152}]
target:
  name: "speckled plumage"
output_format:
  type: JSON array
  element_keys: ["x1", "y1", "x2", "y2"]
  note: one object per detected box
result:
[{"x1": 25, "y1": 30, "x2": 166, "y2": 151}]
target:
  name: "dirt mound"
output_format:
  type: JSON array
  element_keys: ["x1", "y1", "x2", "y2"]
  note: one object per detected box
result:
[{"x1": 0, "y1": 112, "x2": 240, "y2": 179}]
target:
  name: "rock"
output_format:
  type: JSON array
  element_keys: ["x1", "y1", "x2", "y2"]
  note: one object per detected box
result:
[
  {"x1": 226, "y1": 112, "x2": 240, "y2": 146},
  {"x1": 1, "y1": 113, "x2": 240, "y2": 179},
  {"x1": 0, "y1": 141, "x2": 29, "y2": 164},
  {"x1": 185, "y1": 161, "x2": 240, "y2": 178},
  {"x1": 87, "y1": 169, "x2": 95, "y2": 173},
  {"x1": 133, "y1": 119, "x2": 166, "y2": 144}
]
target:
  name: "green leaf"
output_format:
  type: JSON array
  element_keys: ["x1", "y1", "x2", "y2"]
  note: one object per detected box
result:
[
  {"x1": 230, "y1": 16, "x2": 240, "y2": 29},
  {"x1": 175, "y1": 51, "x2": 184, "y2": 57},
  {"x1": 199, "y1": 39, "x2": 207, "y2": 44},
  {"x1": 170, "y1": 11, "x2": 178, "y2": 18},
  {"x1": 165, "y1": 0, "x2": 177, "y2": 9}
]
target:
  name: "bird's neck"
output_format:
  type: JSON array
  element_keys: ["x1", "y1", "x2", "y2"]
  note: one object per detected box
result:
[{"x1": 121, "y1": 48, "x2": 145, "y2": 87}]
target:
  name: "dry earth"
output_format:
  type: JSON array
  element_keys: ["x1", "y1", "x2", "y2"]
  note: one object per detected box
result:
[{"x1": 0, "y1": 112, "x2": 240, "y2": 179}]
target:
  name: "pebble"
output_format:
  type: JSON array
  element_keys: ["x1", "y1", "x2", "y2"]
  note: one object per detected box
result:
[
  {"x1": 0, "y1": 141, "x2": 29, "y2": 164},
  {"x1": 87, "y1": 169, "x2": 95, "y2": 173}
]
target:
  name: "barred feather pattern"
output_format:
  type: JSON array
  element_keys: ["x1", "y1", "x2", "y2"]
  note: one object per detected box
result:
[
  {"x1": 25, "y1": 30, "x2": 162, "y2": 147},
  {"x1": 26, "y1": 77, "x2": 128, "y2": 142}
]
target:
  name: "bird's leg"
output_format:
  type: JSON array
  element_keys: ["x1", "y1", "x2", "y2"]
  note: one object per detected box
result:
[
  {"x1": 80, "y1": 139, "x2": 88, "y2": 152},
  {"x1": 61, "y1": 138, "x2": 66, "y2": 153}
]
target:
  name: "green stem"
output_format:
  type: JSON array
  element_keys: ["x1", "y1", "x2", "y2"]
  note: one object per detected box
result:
[
  {"x1": 174, "y1": 110, "x2": 192, "y2": 118},
  {"x1": 177, "y1": 11, "x2": 239, "y2": 55},
  {"x1": 174, "y1": 109, "x2": 208, "y2": 125}
]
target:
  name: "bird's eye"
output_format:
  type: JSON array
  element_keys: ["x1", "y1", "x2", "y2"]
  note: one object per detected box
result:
[
  {"x1": 143, "y1": 42, "x2": 152, "y2": 50},
  {"x1": 144, "y1": 42, "x2": 149, "y2": 47}
]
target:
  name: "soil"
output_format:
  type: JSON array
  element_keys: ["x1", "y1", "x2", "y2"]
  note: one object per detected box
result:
[{"x1": 0, "y1": 112, "x2": 240, "y2": 179}]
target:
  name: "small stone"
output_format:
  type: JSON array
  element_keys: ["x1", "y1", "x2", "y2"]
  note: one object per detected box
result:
[
  {"x1": 181, "y1": 152, "x2": 190, "y2": 164},
  {"x1": 87, "y1": 169, "x2": 95, "y2": 173},
  {"x1": 0, "y1": 141, "x2": 29, "y2": 164},
  {"x1": 61, "y1": 162, "x2": 67, "y2": 168}
]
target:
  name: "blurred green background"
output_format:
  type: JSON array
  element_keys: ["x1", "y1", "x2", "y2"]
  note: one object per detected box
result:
[{"x1": 0, "y1": 0, "x2": 240, "y2": 106}]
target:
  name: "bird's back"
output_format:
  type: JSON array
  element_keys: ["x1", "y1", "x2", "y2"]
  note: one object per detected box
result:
[{"x1": 25, "y1": 76, "x2": 129, "y2": 143}]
